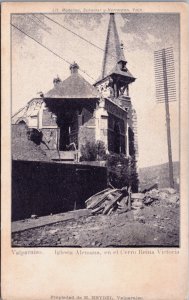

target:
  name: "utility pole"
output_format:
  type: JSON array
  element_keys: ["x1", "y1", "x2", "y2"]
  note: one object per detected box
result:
[{"x1": 154, "y1": 47, "x2": 176, "y2": 188}]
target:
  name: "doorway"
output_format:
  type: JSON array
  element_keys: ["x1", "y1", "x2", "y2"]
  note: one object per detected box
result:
[
  {"x1": 59, "y1": 123, "x2": 70, "y2": 151},
  {"x1": 114, "y1": 122, "x2": 121, "y2": 154}
]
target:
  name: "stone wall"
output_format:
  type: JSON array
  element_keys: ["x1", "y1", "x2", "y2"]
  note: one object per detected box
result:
[
  {"x1": 78, "y1": 127, "x2": 96, "y2": 149},
  {"x1": 78, "y1": 107, "x2": 96, "y2": 152},
  {"x1": 42, "y1": 110, "x2": 57, "y2": 127},
  {"x1": 41, "y1": 128, "x2": 58, "y2": 150},
  {"x1": 12, "y1": 124, "x2": 50, "y2": 161}
]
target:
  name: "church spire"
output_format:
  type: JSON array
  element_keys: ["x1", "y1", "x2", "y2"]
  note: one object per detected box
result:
[
  {"x1": 101, "y1": 13, "x2": 127, "y2": 79},
  {"x1": 94, "y1": 13, "x2": 135, "y2": 99}
]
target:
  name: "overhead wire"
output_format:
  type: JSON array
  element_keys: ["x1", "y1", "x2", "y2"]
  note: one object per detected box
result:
[
  {"x1": 11, "y1": 22, "x2": 96, "y2": 82},
  {"x1": 32, "y1": 14, "x2": 52, "y2": 34},
  {"x1": 33, "y1": 14, "x2": 50, "y2": 26},
  {"x1": 27, "y1": 15, "x2": 51, "y2": 34},
  {"x1": 40, "y1": 13, "x2": 117, "y2": 60}
]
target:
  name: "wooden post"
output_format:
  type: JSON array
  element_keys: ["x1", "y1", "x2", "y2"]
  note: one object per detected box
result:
[
  {"x1": 57, "y1": 128, "x2": 61, "y2": 161},
  {"x1": 162, "y1": 49, "x2": 174, "y2": 188}
]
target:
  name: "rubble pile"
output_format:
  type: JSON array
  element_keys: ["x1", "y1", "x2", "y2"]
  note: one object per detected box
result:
[
  {"x1": 85, "y1": 187, "x2": 129, "y2": 215},
  {"x1": 85, "y1": 185, "x2": 179, "y2": 216}
]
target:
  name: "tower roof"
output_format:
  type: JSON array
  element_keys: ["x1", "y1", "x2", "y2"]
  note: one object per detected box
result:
[
  {"x1": 96, "y1": 13, "x2": 135, "y2": 84},
  {"x1": 102, "y1": 13, "x2": 126, "y2": 78}
]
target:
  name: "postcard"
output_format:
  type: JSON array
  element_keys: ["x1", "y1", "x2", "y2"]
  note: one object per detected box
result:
[{"x1": 1, "y1": 2, "x2": 188, "y2": 300}]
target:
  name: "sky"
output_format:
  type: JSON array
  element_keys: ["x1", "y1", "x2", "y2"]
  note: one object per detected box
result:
[{"x1": 11, "y1": 13, "x2": 180, "y2": 168}]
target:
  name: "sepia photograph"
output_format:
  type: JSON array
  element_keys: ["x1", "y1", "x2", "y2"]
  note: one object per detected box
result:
[
  {"x1": 1, "y1": 2, "x2": 188, "y2": 300},
  {"x1": 11, "y1": 11, "x2": 180, "y2": 248}
]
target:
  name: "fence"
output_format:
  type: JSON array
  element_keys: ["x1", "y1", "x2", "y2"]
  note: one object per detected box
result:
[{"x1": 12, "y1": 160, "x2": 107, "y2": 221}]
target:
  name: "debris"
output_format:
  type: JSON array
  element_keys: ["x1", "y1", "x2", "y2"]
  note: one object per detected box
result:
[
  {"x1": 103, "y1": 192, "x2": 124, "y2": 215},
  {"x1": 117, "y1": 207, "x2": 129, "y2": 215},
  {"x1": 91, "y1": 206, "x2": 104, "y2": 215},
  {"x1": 49, "y1": 229, "x2": 59, "y2": 234},
  {"x1": 31, "y1": 214, "x2": 38, "y2": 219},
  {"x1": 142, "y1": 183, "x2": 158, "y2": 193},
  {"x1": 145, "y1": 189, "x2": 159, "y2": 199},
  {"x1": 117, "y1": 223, "x2": 125, "y2": 227},
  {"x1": 132, "y1": 199, "x2": 144, "y2": 209},
  {"x1": 137, "y1": 216, "x2": 145, "y2": 223},
  {"x1": 159, "y1": 191, "x2": 168, "y2": 201},
  {"x1": 117, "y1": 197, "x2": 128, "y2": 214},
  {"x1": 85, "y1": 188, "x2": 111, "y2": 205},
  {"x1": 85, "y1": 184, "x2": 179, "y2": 216},
  {"x1": 133, "y1": 209, "x2": 141, "y2": 216},
  {"x1": 107, "y1": 207, "x2": 114, "y2": 215},
  {"x1": 166, "y1": 194, "x2": 179, "y2": 204},
  {"x1": 87, "y1": 189, "x2": 118, "y2": 209},
  {"x1": 86, "y1": 186, "x2": 129, "y2": 215},
  {"x1": 143, "y1": 188, "x2": 160, "y2": 205},
  {"x1": 159, "y1": 188, "x2": 179, "y2": 204},
  {"x1": 160, "y1": 187, "x2": 177, "y2": 195},
  {"x1": 143, "y1": 197, "x2": 155, "y2": 205},
  {"x1": 131, "y1": 193, "x2": 145, "y2": 200},
  {"x1": 117, "y1": 196, "x2": 128, "y2": 208}
]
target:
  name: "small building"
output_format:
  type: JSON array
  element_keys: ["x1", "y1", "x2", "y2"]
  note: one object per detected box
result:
[{"x1": 12, "y1": 13, "x2": 138, "y2": 162}]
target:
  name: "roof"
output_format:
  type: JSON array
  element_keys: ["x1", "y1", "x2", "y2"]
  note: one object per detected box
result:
[
  {"x1": 96, "y1": 63, "x2": 135, "y2": 85},
  {"x1": 45, "y1": 65, "x2": 99, "y2": 99},
  {"x1": 96, "y1": 14, "x2": 135, "y2": 84},
  {"x1": 101, "y1": 14, "x2": 127, "y2": 79}
]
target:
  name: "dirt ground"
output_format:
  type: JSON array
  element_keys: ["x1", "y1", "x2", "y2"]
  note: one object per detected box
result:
[{"x1": 12, "y1": 200, "x2": 179, "y2": 247}]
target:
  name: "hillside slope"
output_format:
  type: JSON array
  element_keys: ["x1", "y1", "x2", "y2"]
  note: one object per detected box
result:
[{"x1": 139, "y1": 162, "x2": 179, "y2": 191}]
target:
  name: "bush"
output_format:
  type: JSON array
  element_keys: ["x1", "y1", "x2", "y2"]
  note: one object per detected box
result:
[
  {"x1": 106, "y1": 153, "x2": 138, "y2": 191},
  {"x1": 80, "y1": 140, "x2": 106, "y2": 162},
  {"x1": 27, "y1": 128, "x2": 43, "y2": 145},
  {"x1": 80, "y1": 141, "x2": 138, "y2": 191},
  {"x1": 96, "y1": 140, "x2": 106, "y2": 161}
]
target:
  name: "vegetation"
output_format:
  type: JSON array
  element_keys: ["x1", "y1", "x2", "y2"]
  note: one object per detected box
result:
[
  {"x1": 106, "y1": 153, "x2": 138, "y2": 191},
  {"x1": 80, "y1": 140, "x2": 106, "y2": 162},
  {"x1": 27, "y1": 128, "x2": 43, "y2": 145},
  {"x1": 80, "y1": 140, "x2": 138, "y2": 191}
]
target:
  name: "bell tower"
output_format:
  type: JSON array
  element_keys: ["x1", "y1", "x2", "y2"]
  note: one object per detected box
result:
[
  {"x1": 94, "y1": 13, "x2": 135, "y2": 109},
  {"x1": 95, "y1": 13, "x2": 139, "y2": 189}
]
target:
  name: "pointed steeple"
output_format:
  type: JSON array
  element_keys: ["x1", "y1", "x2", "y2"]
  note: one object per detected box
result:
[
  {"x1": 101, "y1": 13, "x2": 127, "y2": 79},
  {"x1": 94, "y1": 13, "x2": 135, "y2": 100}
]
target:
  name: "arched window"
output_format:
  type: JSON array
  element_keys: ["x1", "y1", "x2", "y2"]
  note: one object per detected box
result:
[
  {"x1": 18, "y1": 120, "x2": 26, "y2": 126},
  {"x1": 15, "y1": 120, "x2": 28, "y2": 138}
]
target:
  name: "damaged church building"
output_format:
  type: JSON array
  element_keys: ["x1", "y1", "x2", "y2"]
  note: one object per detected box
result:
[{"x1": 12, "y1": 14, "x2": 138, "y2": 220}]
